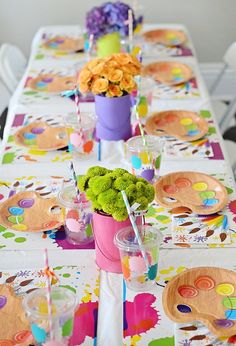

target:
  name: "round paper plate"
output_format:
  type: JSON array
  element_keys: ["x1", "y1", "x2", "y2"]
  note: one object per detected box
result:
[
  {"x1": 28, "y1": 73, "x2": 76, "y2": 92},
  {"x1": 14, "y1": 121, "x2": 68, "y2": 151},
  {"x1": 163, "y1": 267, "x2": 236, "y2": 337},
  {"x1": 0, "y1": 191, "x2": 65, "y2": 232},
  {"x1": 143, "y1": 61, "x2": 193, "y2": 85},
  {"x1": 143, "y1": 29, "x2": 187, "y2": 46},
  {"x1": 145, "y1": 110, "x2": 209, "y2": 141},
  {"x1": 43, "y1": 36, "x2": 84, "y2": 52},
  {"x1": 154, "y1": 171, "x2": 228, "y2": 215}
]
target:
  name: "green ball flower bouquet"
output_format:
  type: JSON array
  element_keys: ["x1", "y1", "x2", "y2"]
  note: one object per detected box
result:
[{"x1": 78, "y1": 166, "x2": 154, "y2": 221}]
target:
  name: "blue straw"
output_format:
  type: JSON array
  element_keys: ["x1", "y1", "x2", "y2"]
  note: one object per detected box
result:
[{"x1": 98, "y1": 140, "x2": 101, "y2": 161}]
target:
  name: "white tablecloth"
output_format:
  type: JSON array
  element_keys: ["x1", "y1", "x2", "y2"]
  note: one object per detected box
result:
[{"x1": 1, "y1": 24, "x2": 235, "y2": 346}]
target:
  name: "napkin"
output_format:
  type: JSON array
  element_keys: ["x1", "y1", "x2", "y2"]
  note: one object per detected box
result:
[
  {"x1": 164, "y1": 137, "x2": 214, "y2": 159},
  {"x1": 171, "y1": 213, "x2": 231, "y2": 245},
  {"x1": 174, "y1": 322, "x2": 233, "y2": 345}
]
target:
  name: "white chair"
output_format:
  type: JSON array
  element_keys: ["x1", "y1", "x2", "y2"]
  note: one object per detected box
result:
[
  {"x1": 209, "y1": 42, "x2": 236, "y2": 133},
  {"x1": 0, "y1": 80, "x2": 10, "y2": 139},
  {"x1": 0, "y1": 43, "x2": 27, "y2": 93}
]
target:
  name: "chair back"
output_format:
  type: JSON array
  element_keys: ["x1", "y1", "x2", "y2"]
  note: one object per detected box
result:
[
  {"x1": 224, "y1": 41, "x2": 236, "y2": 71},
  {"x1": 0, "y1": 43, "x2": 27, "y2": 92}
]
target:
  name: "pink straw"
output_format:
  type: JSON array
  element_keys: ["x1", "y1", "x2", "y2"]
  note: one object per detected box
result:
[
  {"x1": 128, "y1": 9, "x2": 133, "y2": 52},
  {"x1": 74, "y1": 87, "x2": 84, "y2": 145},
  {"x1": 44, "y1": 248, "x2": 54, "y2": 340}
]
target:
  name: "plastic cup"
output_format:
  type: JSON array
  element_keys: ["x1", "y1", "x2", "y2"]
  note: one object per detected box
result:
[
  {"x1": 137, "y1": 77, "x2": 156, "y2": 117},
  {"x1": 114, "y1": 225, "x2": 162, "y2": 291},
  {"x1": 65, "y1": 112, "x2": 96, "y2": 157},
  {"x1": 126, "y1": 135, "x2": 164, "y2": 183},
  {"x1": 58, "y1": 184, "x2": 93, "y2": 245},
  {"x1": 23, "y1": 287, "x2": 76, "y2": 344}
]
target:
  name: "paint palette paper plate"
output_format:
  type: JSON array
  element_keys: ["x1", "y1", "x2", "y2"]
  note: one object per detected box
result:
[
  {"x1": 143, "y1": 29, "x2": 187, "y2": 46},
  {"x1": 154, "y1": 172, "x2": 228, "y2": 215},
  {"x1": 43, "y1": 36, "x2": 84, "y2": 52},
  {"x1": 14, "y1": 121, "x2": 68, "y2": 151},
  {"x1": 0, "y1": 191, "x2": 64, "y2": 232},
  {"x1": 143, "y1": 61, "x2": 193, "y2": 86},
  {"x1": 28, "y1": 73, "x2": 76, "y2": 92},
  {"x1": 0, "y1": 284, "x2": 32, "y2": 344},
  {"x1": 163, "y1": 267, "x2": 236, "y2": 337},
  {"x1": 145, "y1": 110, "x2": 209, "y2": 141}
]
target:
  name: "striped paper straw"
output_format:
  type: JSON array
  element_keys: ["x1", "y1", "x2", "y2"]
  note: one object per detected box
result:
[
  {"x1": 74, "y1": 87, "x2": 83, "y2": 141},
  {"x1": 121, "y1": 190, "x2": 149, "y2": 270},
  {"x1": 128, "y1": 9, "x2": 133, "y2": 53},
  {"x1": 44, "y1": 248, "x2": 54, "y2": 340},
  {"x1": 69, "y1": 161, "x2": 86, "y2": 222}
]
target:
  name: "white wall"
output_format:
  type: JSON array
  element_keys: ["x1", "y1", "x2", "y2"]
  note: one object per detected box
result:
[{"x1": 0, "y1": 0, "x2": 235, "y2": 62}]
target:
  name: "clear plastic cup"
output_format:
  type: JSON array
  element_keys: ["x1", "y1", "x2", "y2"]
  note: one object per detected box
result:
[
  {"x1": 23, "y1": 287, "x2": 76, "y2": 344},
  {"x1": 58, "y1": 184, "x2": 93, "y2": 245},
  {"x1": 138, "y1": 77, "x2": 156, "y2": 117},
  {"x1": 65, "y1": 112, "x2": 96, "y2": 156},
  {"x1": 126, "y1": 135, "x2": 164, "y2": 183},
  {"x1": 114, "y1": 225, "x2": 162, "y2": 291}
]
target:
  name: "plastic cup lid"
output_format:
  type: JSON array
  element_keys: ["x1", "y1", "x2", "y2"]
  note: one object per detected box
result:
[{"x1": 114, "y1": 225, "x2": 163, "y2": 251}]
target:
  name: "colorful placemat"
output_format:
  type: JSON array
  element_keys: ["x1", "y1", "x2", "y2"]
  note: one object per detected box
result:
[
  {"x1": 145, "y1": 173, "x2": 236, "y2": 249},
  {"x1": 0, "y1": 260, "x2": 99, "y2": 346},
  {"x1": 142, "y1": 28, "x2": 193, "y2": 57},
  {"x1": 123, "y1": 249, "x2": 236, "y2": 345},
  {"x1": 1, "y1": 113, "x2": 72, "y2": 164},
  {"x1": 0, "y1": 175, "x2": 94, "y2": 250},
  {"x1": 33, "y1": 33, "x2": 85, "y2": 62},
  {"x1": 160, "y1": 110, "x2": 224, "y2": 160},
  {"x1": 172, "y1": 214, "x2": 230, "y2": 245},
  {"x1": 175, "y1": 321, "x2": 233, "y2": 345},
  {"x1": 153, "y1": 77, "x2": 200, "y2": 100},
  {"x1": 19, "y1": 68, "x2": 77, "y2": 105}
]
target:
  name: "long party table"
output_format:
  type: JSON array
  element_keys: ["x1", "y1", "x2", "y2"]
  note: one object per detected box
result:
[{"x1": 1, "y1": 24, "x2": 236, "y2": 346}]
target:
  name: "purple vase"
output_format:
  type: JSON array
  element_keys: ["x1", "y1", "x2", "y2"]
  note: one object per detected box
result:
[{"x1": 95, "y1": 94, "x2": 132, "y2": 141}]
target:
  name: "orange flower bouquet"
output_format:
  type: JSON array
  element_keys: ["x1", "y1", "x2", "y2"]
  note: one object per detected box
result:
[
  {"x1": 78, "y1": 53, "x2": 141, "y2": 97},
  {"x1": 78, "y1": 53, "x2": 141, "y2": 141}
]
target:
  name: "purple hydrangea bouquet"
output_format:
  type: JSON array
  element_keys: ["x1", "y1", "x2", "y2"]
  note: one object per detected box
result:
[
  {"x1": 86, "y1": 1, "x2": 142, "y2": 57},
  {"x1": 86, "y1": 1, "x2": 139, "y2": 39}
]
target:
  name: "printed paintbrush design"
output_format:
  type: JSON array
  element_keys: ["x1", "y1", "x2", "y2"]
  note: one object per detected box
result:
[{"x1": 172, "y1": 213, "x2": 230, "y2": 244}]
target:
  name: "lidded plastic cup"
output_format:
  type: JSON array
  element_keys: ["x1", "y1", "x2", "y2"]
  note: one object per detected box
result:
[
  {"x1": 58, "y1": 184, "x2": 93, "y2": 245},
  {"x1": 126, "y1": 135, "x2": 164, "y2": 183},
  {"x1": 114, "y1": 225, "x2": 162, "y2": 291},
  {"x1": 23, "y1": 287, "x2": 76, "y2": 344}
]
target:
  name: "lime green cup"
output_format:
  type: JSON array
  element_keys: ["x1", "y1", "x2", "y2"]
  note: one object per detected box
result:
[{"x1": 96, "y1": 32, "x2": 121, "y2": 57}]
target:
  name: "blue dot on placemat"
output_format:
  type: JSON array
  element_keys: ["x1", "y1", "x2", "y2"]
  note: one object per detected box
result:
[
  {"x1": 23, "y1": 132, "x2": 36, "y2": 140},
  {"x1": 203, "y1": 198, "x2": 219, "y2": 206},
  {"x1": 177, "y1": 304, "x2": 192, "y2": 313},
  {"x1": 131, "y1": 155, "x2": 142, "y2": 169},
  {"x1": 8, "y1": 206, "x2": 24, "y2": 216},
  {"x1": 31, "y1": 323, "x2": 47, "y2": 342}
]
